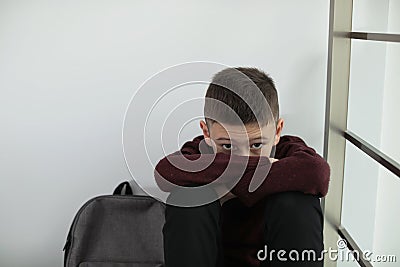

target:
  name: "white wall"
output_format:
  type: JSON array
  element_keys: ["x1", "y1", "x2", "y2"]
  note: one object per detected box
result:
[{"x1": 0, "y1": 1, "x2": 330, "y2": 266}]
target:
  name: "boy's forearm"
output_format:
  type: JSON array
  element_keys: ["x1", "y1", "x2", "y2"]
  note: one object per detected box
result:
[
  {"x1": 155, "y1": 152, "x2": 329, "y2": 203},
  {"x1": 229, "y1": 136, "x2": 331, "y2": 207},
  {"x1": 154, "y1": 152, "x2": 267, "y2": 192},
  {"x1": 154, "y1": 135, "x2": 330, "y2": 206},
  {"x1": 154, "y1": 152, "x2": 238, "y2": 192},
  {"x1": 230, "y1": 150, "x2": 330, "y2": 207}
]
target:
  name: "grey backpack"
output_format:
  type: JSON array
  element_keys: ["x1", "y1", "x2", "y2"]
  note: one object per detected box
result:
[{"x1": 63, "y1": 181, "x2": 166, "y2": 267}]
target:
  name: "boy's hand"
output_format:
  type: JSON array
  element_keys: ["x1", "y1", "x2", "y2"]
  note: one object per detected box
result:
[
  {"x1": 269, "y1": 157, "x2": 279, "y2": 163},
  {"x1": 215, "y1": 158, "x2": 278, "y2": 206}
]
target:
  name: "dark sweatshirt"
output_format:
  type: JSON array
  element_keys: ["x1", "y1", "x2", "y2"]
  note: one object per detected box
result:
[{"x1": 154, "y1": 134, "x2": 330, "y2": 267}]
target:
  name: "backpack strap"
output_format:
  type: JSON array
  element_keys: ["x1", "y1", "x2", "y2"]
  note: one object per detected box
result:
[{"x1": 113, "y1": 181, "x2": 133, "y2": 195}]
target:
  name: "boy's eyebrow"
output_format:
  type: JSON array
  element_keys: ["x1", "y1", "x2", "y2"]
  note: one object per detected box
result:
[
  {"x1": 215, "y1": 137, "x2": 231, "y2": 141},
  {"x1": 249, "y1": 137, "x2": 269, "y2": 142},
  {"x1": 215, "y1": 136, "x2": 269, "y2": 142}
]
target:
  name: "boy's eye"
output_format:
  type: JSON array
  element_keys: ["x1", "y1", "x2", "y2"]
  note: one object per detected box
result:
[
  {"x1": 251, "y1": 143, "x2": 263, "y2": 149},
  {"x1": 221, "y1": 144, "x2": 235, "y2": 150}
]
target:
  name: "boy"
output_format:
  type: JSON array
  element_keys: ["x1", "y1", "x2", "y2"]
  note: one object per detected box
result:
[{"x1": 154, "y1": 67, "x2": 330, "y2": 267}]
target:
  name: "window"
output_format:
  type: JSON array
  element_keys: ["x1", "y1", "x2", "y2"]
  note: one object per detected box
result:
[{"x1": 323, "y1": 1, "x2": 400, "y2": 267}]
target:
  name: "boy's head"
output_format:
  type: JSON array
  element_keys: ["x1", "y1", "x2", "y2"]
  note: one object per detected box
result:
[{"x1": 200, "y1": 67, "x2": 284, "y2": 157}]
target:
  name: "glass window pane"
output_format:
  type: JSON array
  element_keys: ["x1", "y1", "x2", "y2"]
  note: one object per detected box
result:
[
  {"x1": 342, "y1": 141, "x2": 379, "y2": 252},
  {"x1": 353, "y1": 0, "x2": 400, "y2": 34},
  {"x1": 347, "y1": 40, "x2": 400, "y2": 164},
  {"x1": 373, "y1": 165, "x2": 400, "y2": 264},
  {"x1": 341, "y1": 141, "x2": 400, "y2": 265}
]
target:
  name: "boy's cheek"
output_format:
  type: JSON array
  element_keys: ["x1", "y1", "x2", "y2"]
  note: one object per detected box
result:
[{"x1": 216, "y1": 148, "x2": 229, "y2": 154}]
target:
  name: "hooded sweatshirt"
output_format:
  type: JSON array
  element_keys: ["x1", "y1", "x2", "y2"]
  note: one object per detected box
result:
[{"x1": 154, "y1": 134, "x2": 330, "y2": 267}]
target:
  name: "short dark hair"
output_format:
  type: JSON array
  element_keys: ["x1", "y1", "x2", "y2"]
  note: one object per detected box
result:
[{"x1": 204, "y1": 67, "x2": 279, "y2": 128}]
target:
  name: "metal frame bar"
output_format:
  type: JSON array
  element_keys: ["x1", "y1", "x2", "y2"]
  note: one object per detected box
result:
[
  {"x1": 322, "y1": 0, "x2": 353, "y2": 266},
  {"x1": 350, "y1": 32, "x2": 400, "y2": 43},
  {"x1": 337, "y1": 227, "x2": 374, "y2": 267},
  {"x1": 345, "y1": 131, "x2": 400, "y2": 177}
]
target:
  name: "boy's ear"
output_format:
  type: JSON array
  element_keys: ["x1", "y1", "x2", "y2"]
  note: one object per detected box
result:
[
  {"x1": 199, "y1": 120, "x2": 212, "y2": 146},
  {"x1": 273, "y1": 118, "x2": 284, "y2": 146}
]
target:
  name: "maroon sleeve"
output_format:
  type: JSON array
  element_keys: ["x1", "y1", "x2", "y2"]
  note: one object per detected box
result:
[
  {"x1": 154, "y1": 148, "x2": 264, "y2": 192},
  {"x1": 231, "y1": 135, "x2": 331, "y2": 207},
  {"x1": 154, "y1": 135, "x2": 330, "y2": 207}
]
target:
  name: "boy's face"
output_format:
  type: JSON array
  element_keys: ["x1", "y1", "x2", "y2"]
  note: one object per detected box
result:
[{"x1": 199, "y1": 118, "x2": 284, "y2": 157}]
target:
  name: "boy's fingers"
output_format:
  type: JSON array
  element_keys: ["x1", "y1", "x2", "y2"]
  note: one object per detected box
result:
[{"x1": 269, "y1": 157, "x2": 279, "y2": 163}]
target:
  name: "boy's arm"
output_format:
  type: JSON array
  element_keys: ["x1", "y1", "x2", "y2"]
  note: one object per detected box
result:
[
  {"x1": 230, "y1": 135, "x2": 330, "y2": 207},
  {"x1": 154, "y1": 135, "x2": 330, "y2": 207},
  {"x1": 154, "y1": 134, "x2": 268, "y2": 191},
  {"x1": 154, "y1": 151, "x2": 259, "y2": 191}
]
